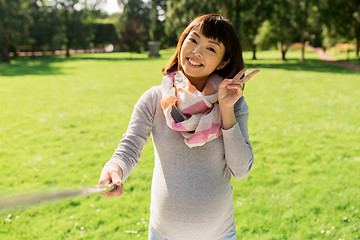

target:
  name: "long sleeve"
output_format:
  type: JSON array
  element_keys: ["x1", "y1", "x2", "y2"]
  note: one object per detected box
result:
[
  {"x1": 222, "y1": 96, "x2": 254, "y2": 179},
  {"x1": 106, "y1": 87, "x2": 157, "y2": 182}
]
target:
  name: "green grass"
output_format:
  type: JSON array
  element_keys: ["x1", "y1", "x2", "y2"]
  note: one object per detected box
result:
[
  {"x1": 1, "y1": 50, "x2": 359, "y2": 239},
  {"x1": 328, "y1": 50, "x2": 360, "y2": 65}
]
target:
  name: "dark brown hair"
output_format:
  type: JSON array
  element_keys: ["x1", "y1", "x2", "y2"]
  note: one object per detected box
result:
[{"x1": 162, "y1": 14, "x2": 244, "y2": 79}]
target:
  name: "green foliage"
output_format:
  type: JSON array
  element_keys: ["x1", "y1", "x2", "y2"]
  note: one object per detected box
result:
[
  {"x1": 164, "y1": 0, "x2": 231, "y2": 46},
  {"x1": 0, "y1": 0, "x2": 32, "y2": 61},
  {"x1": 27, "y1": 1, "x2": 64, "y2": 52},
  {"x1": 1, "y1": 0, "x2": 359, "y2": 62},
  {"x1": 92, "y1": 23, "x2": 119, "y2": 48},
  {"x1": 240, "y1": 0, "x2": 274, "y2": 58},
  {"x1": 114, "y1": 0, "x2": 151, "y2": 52},
  {"x1": 0, "y1": 50, "x2": 359, "y2": 239},
  {"x1": 148, "y1": 0, "x2": 167, "y2": 43},
  {"x1": 56, "y1": 0, "x2": 98, "y2": 56},
  {"x1": 319, "y1": 0, "x2": 360, "y2": 55},
  {"x1": 256, "y1": 20, "x2": 277, "y2": 50}
]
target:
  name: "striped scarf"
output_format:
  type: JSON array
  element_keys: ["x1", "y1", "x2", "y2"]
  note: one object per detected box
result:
[{"x1": 161, "y1": 71, "x2": 223, "y2": 148}]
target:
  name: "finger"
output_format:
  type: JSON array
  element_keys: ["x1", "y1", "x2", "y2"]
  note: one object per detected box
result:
[
  {"x1": 98, "y1": 172, "x2": 111, "y2": 186},
  {"x1": 101, "y1": 183, "x2": 124, "y2": 198},
  {"x1": 109, "y1": 170, "x2": 122, "y2": 185},
  {"x1": 227, "y1": 83, "x2": 244, "y2": 91},
  {"x1": 233, "y1": 68, "x2": 247, "y2": 81},
  {"x1": 240, "y1": 69, "x2": 260, "y2": 84}
]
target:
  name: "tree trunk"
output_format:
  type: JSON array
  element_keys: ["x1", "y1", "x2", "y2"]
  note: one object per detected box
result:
[
  {"x1": 301, "y1": 42, "x2": 305, "y2": 62},
  {"x1": 66, "y1": 40, "x2": 71, "y2": 58},
  {"x1": 0, "y1": 34, "x2": 10, "y2": 62},
  {"x1": 65, "y1": 8, "x2": 71, "y2": 58},
  {"x1": 278, "y1": 41, "x2": 286, "y2": 61},
  {"x1": 356, "y1": 36, "x2": 359, "y2": 57},
  {"x1": 252, "y1": 44, "x2": 257, "y2": 60},
  {"x1": 234, "y1": 0, "x2": 240, "y2": 34},
  {"x1": 0, "y1": 50, "x2": 9, "y2": 62},
  {"x1": 300, "y1": 0, "x2": 309, "y2": 62}
]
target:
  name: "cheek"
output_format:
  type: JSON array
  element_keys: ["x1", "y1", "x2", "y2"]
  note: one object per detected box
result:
[
  {"x1": 179, "y1": 50, "x2": 185, "y2": 66},
  {"x1": 179, "y1": 45, "x2": 189, "y2": 65}
]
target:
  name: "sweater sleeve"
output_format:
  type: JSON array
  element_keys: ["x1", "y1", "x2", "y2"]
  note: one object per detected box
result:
[
  {"x1": 105, "y1": 87, "x2": 158, "y2": 182},
  {"x1": 222, "y1": 96, "x2": 254, "y2": 179}
]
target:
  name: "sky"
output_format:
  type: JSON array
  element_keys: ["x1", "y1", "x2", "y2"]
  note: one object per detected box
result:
[{"x1": 101, "y1": 0, "x2": 122, "y2": 14}]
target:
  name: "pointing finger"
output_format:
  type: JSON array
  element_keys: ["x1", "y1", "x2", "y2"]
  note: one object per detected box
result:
[
  {"x1": 233, "y1": 68, "x2": 247, "y2": 81},
  {"x1": 240, "y1": 69, "x2": 260, "y2": 84}
]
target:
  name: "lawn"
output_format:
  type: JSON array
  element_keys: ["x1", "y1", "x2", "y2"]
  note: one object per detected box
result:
[
  {"x1": 0, "y1": 49, "x2": 359, "y2": 240},
  {"x1": 327, "y1": 49, "x2": 360, "y2": 65}
]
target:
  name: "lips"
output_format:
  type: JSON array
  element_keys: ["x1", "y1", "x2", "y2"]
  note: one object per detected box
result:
[{"x1": 187, "y1": 57, "x2": 203, "y2": 67}]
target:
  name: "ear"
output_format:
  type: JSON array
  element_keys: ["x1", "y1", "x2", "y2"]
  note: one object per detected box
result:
[{"x1": 216, "y1": 58, "x2": 230, "y2": 70}]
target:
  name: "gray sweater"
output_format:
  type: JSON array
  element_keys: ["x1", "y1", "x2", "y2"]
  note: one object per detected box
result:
[{"x1": 107, "y1": 85, "x2": 254, "y2": 240}]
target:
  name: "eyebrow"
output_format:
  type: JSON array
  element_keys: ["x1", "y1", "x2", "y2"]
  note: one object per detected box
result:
[{"x1": 192, "y1": 32, "x2": 221, "y2": 47}]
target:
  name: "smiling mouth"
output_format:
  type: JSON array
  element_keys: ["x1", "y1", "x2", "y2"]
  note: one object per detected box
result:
[{"x1": 187, "y1": 58, "x2": 203, "y2": 67}]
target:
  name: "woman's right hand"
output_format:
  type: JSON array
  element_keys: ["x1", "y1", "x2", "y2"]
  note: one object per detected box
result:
[{"x1": 98, "y1": 163, "x2": 124, "y2": 198}]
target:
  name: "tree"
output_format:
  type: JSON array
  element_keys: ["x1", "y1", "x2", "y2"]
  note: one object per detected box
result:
[
  {"x1": 93, "y1": 23, "x2": 119, "y2": 48},
  {"x1": 319, "y1": 0, "x2": 360, "y2": 57},
  {"x1": 272, "y1": 0, "x2": 300, "y2": 60},
  {"x1": 241, "y1": 0, "x2": 273, "y2": 59},
  {"x1": 55, "y1": 0, "x2": 97, "y2": 57},
  {"x1": 27, "y1": 0, "x2": 64, "y2": 54},
  {"x1": 149, "y1": 0, "x2": 167, "y2": 42},
  {"x1": 116, "y1": 0, "x2": 150, "y2": 52},
  {"x1": 298, "y1": 0, "x2": 311, "y2": 61},
  {"x1": 0, "y1": 0, "x2": 31, "y2": 62},
  {"x1": 164, "y1": 0, "x2": 230, "y2": 46}
]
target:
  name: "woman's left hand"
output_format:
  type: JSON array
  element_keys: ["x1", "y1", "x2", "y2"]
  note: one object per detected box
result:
[{"x1": 218, "y1": 68, "x2": 260, "y2": 108}]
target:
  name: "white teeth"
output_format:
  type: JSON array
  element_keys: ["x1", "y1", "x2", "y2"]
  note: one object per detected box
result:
[{"x1": 188, "y1": 58, "x2": 202, "y2": 66}]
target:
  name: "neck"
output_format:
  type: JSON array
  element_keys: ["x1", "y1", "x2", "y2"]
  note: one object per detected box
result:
[{"x1": 183, "y1": 72, "x2": 209, "y2": 92}]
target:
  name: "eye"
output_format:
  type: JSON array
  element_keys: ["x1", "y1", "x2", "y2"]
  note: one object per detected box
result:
[
  {"x1": 189, "y1": 38, "x2": 197, "y2": 44},
  {"x1": 207, "y1": 47, "x2": 216, "y2": 53}
]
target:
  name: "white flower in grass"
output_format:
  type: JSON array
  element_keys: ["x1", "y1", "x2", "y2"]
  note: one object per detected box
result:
[{"x1": 321, "y1": 230, "x2": 325, "y2": 234}]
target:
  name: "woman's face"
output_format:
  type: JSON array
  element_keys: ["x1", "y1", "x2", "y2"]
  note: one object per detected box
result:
[{"x1": 180, "y1": 28, "x2": 228, "y2": 85}]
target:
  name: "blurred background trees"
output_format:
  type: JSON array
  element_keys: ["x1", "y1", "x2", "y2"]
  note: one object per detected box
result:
[{"x1": 0, "y1": 0, "x2": 359, "y2": 62}]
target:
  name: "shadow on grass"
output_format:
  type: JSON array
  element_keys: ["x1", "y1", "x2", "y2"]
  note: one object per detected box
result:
[
  {"x1": 245, "y1": 58, "x2": 358, "y2": 74},
  {"x1": 0, "y1": 57, "x2": 63, "y2": 77},
  {"x1": 0, "y1": 54, "x2": 357, "y2": 77},
  {"x1": 0, "y1": 53, "x2": 163, "y2": 77}
]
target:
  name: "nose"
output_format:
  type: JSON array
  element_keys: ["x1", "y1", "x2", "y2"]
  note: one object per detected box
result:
[{"x1": 192, "y1": 46, "x2": 202, "y2": 57}]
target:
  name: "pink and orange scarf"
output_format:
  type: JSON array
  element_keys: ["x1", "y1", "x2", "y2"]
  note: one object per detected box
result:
[{"x1": 161, "y1": 71, "x2": 223, "y2": 148}]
